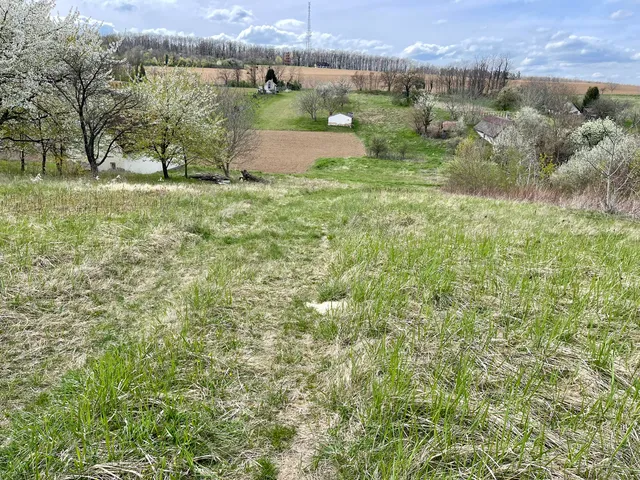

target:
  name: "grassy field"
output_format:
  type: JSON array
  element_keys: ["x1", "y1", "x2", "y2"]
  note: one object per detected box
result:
[
  {"x1": 1, "y1": 157, "x2": 640, "y2": 478},
  {"x1": 254, "y1": 91, "x2": 450, "y2": 164},
  {"x1": 608, "y1": 94, "x2": 640, "y2": 106}
]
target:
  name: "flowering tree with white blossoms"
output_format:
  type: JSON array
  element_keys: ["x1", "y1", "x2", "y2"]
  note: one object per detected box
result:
[
  {"x1": 0, "y1": 0, "x2": 76, "y2": 125},
  {"x1": 52, "y1": 23, "x2": 138, "y2": 177},
  {"x1": 412, "y1": 91, "x2": 436, "y2": 136},
  {"x1": 492, "y1": 107, "x2": 548, "y2": 185},
  {"x1": 134, "y1": 68, "x2": 222, "y2": 179},
  {"x1": 555, "y1": 118, "x2": 640, "y2": 211}
]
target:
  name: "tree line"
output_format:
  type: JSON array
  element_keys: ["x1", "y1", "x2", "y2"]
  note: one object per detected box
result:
[
  {"x1": 110, "y1": 33, "x2": 414, "y2": 72},
  {"x1": 111, "y1": 33, "x2": 514, "y2": 97}
]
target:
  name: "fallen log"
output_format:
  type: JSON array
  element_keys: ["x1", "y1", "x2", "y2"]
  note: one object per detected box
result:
[
  {"x1": 240, "y1": 170, "x2": 267, "y2": 183},
  {"x1": 189, "y1": 173, "x2": 231, "y2": 184}
]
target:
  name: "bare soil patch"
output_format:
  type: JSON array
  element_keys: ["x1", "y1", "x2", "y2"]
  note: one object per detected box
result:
[{"x1": 238, "y1": 130, "x2": 365, "y2": 174}]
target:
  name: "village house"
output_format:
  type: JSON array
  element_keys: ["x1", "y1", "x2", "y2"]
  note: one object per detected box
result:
[{"x1": 474, "y1": 116, "x2": 514, "y2": 144}]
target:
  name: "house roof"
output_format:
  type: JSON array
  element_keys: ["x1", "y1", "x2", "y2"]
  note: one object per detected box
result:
[
  {"x1": 564, "y1": 102, "x2": 582, "y2": 115},
  {"x1": 329, "y1": 113, "x2": 352, "y2": 120},
  {"x1": 474, "y1": 116, "x2": 513, "y2": 139}
]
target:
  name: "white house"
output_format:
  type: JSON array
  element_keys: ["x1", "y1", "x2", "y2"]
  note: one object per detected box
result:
[
  {"x1": 328, "y1": 113, "x2": 353, "y2": 128},
  {"x1": 264, "y1": 79, "x2": 277, "y2": 94}
]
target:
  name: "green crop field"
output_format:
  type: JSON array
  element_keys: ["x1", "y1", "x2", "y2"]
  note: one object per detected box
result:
[{"x1": 1, "y1": 154, "x2": 640, "y2": 478}]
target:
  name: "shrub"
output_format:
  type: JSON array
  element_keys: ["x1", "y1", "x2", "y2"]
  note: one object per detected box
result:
[
  {"x1": 391, "y1": 94, "x2": 410, "y2": 107},
  {"x1": 495, "y1": 87, "x2": 521, "y2": 111},
  {"x1": 397, "y1": 141, "x2": 409, "y2": 160},
  {"x1": 588, "y1": 97, "x2": 629, "y2": 121},
  {"x1": 444, "y1": 138, "x2": 511, "y2": 193},
  {"x1": 367, "y1": 136, "x2": 389, "y2": 158},
  {"x1": 552, "y1": 118, "x2": 640, "y2": 210},
  {"x1": 583, "y1": 86, "x2": 600, "y2": 108},
  {"x1": 227, "y1": 80, "x2": 252, "y2": 88}
]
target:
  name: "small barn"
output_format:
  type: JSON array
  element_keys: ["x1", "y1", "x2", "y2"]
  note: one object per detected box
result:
[
  {"x1": 328, "y1": 113, "x2": 353, "y2": 128},
  {"x1": 474, "y1": 116, "x2": 513, "y2": 144}
]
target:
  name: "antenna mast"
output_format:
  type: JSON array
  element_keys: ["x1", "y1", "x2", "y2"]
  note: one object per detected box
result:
[{"x1": 306, "y1": 2, "x2": 312, "y2": 53}]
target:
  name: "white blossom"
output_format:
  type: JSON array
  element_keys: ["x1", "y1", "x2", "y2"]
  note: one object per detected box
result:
[{"x1": 0, "y1": 0, "x2": 76, "y2": 116}]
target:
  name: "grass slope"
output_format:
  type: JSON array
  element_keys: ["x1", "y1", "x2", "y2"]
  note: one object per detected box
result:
[{"x1": 1, "y1": 165, "x2": 640, "y2": 478}]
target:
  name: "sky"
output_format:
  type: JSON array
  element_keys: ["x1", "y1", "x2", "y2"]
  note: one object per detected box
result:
[{"x1": 57, "y1": 0, "x2": 640, "y2": 84}]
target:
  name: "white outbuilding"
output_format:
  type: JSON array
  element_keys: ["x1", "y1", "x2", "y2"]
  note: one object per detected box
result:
[{"x1": 328, "y1": 113, "x2": 353, "y2": 128}]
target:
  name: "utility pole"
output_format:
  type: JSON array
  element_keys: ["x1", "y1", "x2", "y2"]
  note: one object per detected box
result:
[{"x1": 306, "y1": 2, "x2": 312, "y2": 65}]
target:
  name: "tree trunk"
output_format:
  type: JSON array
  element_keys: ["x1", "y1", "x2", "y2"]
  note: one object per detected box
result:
[
  {"x1": 162, "y1": 160, "x2": 169, "y2": 179},
  {"x1": 41, "y1": 149, "x2": 47, "y2": 175},
  {"x1": 56, "y1": 158, "x2": 63, "y2": 176},
  {"x1": 605, "y1": 176, "x2": 615, "y2": 213},
  {"x1": 90, "y1": 162, "x2": 99, "y2": 178},
  {"x1": 222, "y1": 162, "x2": 230, "y2": 178},
  {"x1": 20, "y1": 149, "x2": 25, "y2": 173},
  {"x1": 184, "y1": 159, "x2": 188, "y2": 178}
]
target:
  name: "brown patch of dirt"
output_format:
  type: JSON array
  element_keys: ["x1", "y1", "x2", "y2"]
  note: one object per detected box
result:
[{"x1": 238, "y1": 130, "x2": 365, "y2": 174}]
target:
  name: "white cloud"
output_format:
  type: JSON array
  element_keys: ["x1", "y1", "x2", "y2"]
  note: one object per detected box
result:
[
  {"x1": 231, "y1": 24, "x2": 391, "y2": 53},
  {"x1": 209, "y1": 33, "x2": 235, "y2": 41},
  {"x1": 610, "y1": 9, "x2": 633, "y2": 20},
  {"x1": 236, "y1": 25, "x2": 300, "y2": 45},
  {"x1": 98, "y1": 0, "x2": 176, "y2": 11},
  {"x1": 433, "y1": 19, "x2": 448, "y2": 25},
  {"x1": 129, "y1": 27, "x2": 194, "y2": 36},
  {"x1": 205, "y1": 5, "x2": 254, "y2": 24},
  {"x1": 402, "y1": 42, "x2": 457, "y2": 60},
  {"x1": 543, "y1": 34, "x2": 638, "y2": 64},
  {"x1": 274, "y1": 19, "x2": 305, "y2": 31}
]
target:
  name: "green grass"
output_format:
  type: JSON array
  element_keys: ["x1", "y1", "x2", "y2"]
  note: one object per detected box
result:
[
  {"x1": 253, "y1": 92, "x2": 351, "y2": 132},
  {"x1": 306, "y1": 157, "x2": 443, "y2": 187},
  {"x1": 606, "y1": 94, "x2": 640, "y2": 106},
  {"x1": 1, "y1": 151, "x2": 640, "y2": 478},
  {"x1": 254, "y1": 91, "x2": 454, "y2": 163}
]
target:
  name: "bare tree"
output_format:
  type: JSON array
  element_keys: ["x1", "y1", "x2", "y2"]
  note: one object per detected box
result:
[
  {"x1": 368, "y1": 72, "x2": 380, "y2": 91},
  {"x1": 443, "y1": 94, "x2": 462, "y2": 120},
  {"x1": 352, "y1": 71, "x2": 366, "y2": 91},
  {"x1": 395, "y1": 70, "x2": 424, "y2": 98},
  {"x1": 233, "y1": 67, "x2": 243, "y2": 85},
  {"x1": 380, "y1": 69, "x2": 400, "y2": 92},
  {"x1": 217, "y1": 69, "x2": 232, "y2": 86},
  {"x1": 297, "y1": 89, "x2": 321, "y2": 121},
  {"x1": 246, "y1": 63, "x2": 258, "y2": 87},
  {"x1": 215, "y1": 88, "x2": 258, "y2": 177}
]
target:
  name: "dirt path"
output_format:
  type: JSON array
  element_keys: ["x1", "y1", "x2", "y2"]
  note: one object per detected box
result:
[{"x1": 238, "y1": 130, "x2": 365, "y2": 174}]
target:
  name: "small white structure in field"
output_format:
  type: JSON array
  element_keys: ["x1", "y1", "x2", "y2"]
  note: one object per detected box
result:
[
  {"x1": 328, "y1": 113, "x2": 353, "y2": 128},
  {"x1": 264, "y1": 79, "x2": 277, "y2": 94}
]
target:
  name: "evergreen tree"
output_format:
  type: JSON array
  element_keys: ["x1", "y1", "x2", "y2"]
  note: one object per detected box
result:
[
  {"x1": 583, "y1": 86, "x2": 600, "y2": 108},
  {"x1": 265, "y1": 68, "x2": 278, "y2": 84}
]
